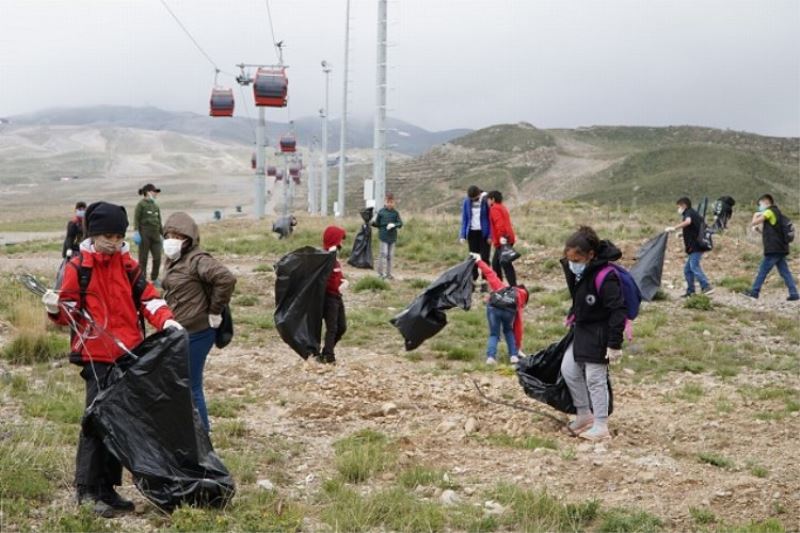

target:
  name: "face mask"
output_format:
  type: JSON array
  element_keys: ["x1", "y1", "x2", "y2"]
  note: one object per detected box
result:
[
  {"x1": 147, "y1": 193, "x2": 157, "y2": 201},
  {"x1": 568, "y1": 261, "x2": 587, "y2": 277},
  {"x1": 76, "y1": 209, "x2": 86, "y2": 218},
  {"x1": 758, "y1": 203, "x2": 768, "y2": 212},
  {"x1": 677, "y1": 207, "x2": 685, "y2": 215},
  {"x1": 94, "y1": 236, "x2": 122, "y2": 255},
  {"x1": 163, "y1": 238, "x2": 184, "y2": 260}
]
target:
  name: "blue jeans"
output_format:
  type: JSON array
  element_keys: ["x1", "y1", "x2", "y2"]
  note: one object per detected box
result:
[
  {"x1": 751, "y1": 254, "x2": 799, "y2": 297},
  {"x1": 486, "y1": 306, "x2": 517, "y2": 358},
  {"x1": 189, "y1": 328, "x2": 216, "y2": 432},
  {"x1": 684, "y1": 252, "x2": 710, "y2": 293}
]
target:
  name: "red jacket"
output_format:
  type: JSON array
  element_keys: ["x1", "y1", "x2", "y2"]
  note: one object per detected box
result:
[
  {"x1": 489, "y1": 203, "x2": 515, "y2": 248},
  {"x1": 49, "y1": 241, "x2": 174, "y2": 364},
  {"x1": 477, "y1": 260, "x2": 528, "y2": 350},
  {"x1": 323, "y1": 226, "x2": 347, "y2": 296}
]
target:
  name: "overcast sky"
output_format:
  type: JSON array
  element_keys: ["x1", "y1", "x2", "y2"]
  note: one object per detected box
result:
[{"x1": 1, "y1": 0, "x2": 798, "y2": 136}]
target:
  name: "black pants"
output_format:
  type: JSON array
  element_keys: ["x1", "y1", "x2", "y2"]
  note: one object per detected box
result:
[
  {"x1": 138, "y1": 229, "x2": 162, "y2": 281},
  {"x1": 322, "y1": 294, "x2": 347, "y2": 359},
  {"x1": 492, "y1": 246, "x2": 517, "y2": 286},
  {"x1": 76, "y1": 364, "x2": 122, "y2": 489},
  {"x1": 467, "y1": 230, "x2": 491, "y2": 281}
]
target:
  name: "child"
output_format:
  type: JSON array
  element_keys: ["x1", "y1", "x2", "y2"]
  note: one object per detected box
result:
[
  {"x1": 42, "y1": 201, "x2": 179, "y2": 516},
  {"x1": 459, "y1": 186, "x2": 491, "y2": 292},
  {"x1": 560, "y1": 226, "x2": 626, "y2": 441},
  {"x1": 320, "y1": 226, "x2": 348, "y2": 363},
  {"x1": 665, "y1": 197, "x2": 714, "y2": 297},
  {"x1": 472, "y1": 253, "x2": 529, "y2": 365},
  {"x1": 486, "y1": 190, "x2": 517, "y2": 286},
  {"x1": 372, "y1": 193, "x2": 403, "y2": 280}
]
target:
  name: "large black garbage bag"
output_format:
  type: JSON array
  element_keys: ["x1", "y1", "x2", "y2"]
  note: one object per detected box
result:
[
  {"x1": 516, "y1": 331, "x2": 614, "y2": 415},
  {"x1": 630, "y1": 232, "x2": 669, "y2": 301},
  {"x1": 390, "y1": 259, "x2": 475, "y2": 351},
  {"x1": 274, "y1": 246, "x2": 335, "y2": 359},
  {"x1": 348, "y1": 207, "x2": 374, "y2": 269},
  {"x1": 272, "y1": 215, "x2": 297, "y2": 239},
  {"x1": 82, "y1": 329, "x2": 235, "y2": 512}
]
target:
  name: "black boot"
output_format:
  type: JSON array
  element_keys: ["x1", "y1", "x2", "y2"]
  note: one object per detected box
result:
[
  {"x1": 99, "y1": 485, "x2": 135, "y2": 511},
  {"x1": 76, "y1": 485, "x2": 115, "y2": 518}
]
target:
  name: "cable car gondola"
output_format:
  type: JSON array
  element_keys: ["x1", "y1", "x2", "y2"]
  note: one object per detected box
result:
[
  {"x1": 280, "y1": 134, "x2": 296, "y2": 153},
  {"x1": 267, "y1": 165, "x2": 277, "y2": 177},
  {"x1": 251, "y1": 153, "x2": 257, "y2": 169},
  {"x1": 253, "y1": 68, "x2": 288, "y2": 108},
  {"x1": 292, "y1": 175, "x2": 301, "y2": 185},
  {"x1": 289, "y1": 163, "x2": 301, "y2": 177},
  {"x1": 275, "y1": 169, "x2": 284, "y2": 182},
  {"x1": 209, "y1": 88, "x2": 235, "y2": 117}
]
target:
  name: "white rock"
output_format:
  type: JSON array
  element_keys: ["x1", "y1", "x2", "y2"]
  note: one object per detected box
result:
[
  {"x1": 381, "y1": 402, "x2": 398, "y2": 416},
  {"x1": 484, "y1": 500, "x2": 506, "y2": 515},
  {"x1": 464, "y1": 417, "x2": 479, "y2": 434},
  {"x1": 703, "y1": 330, "x2": 711, "y2": 337},
  {"x1": 440, "y1": 489, "x2": 459, "y2": 506},
  {"x1": 256, "y1": 479, "x2": 275, "y2": 491},
  {"x1": 623, "y1": 368, "x2": 636, "y2": 376}
]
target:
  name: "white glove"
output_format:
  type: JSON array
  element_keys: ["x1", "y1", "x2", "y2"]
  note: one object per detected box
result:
[
  {"x1": 328, "y1": 245, "x2": 338, "y2": 252},
  {"x1": 605, "y1": 348, "x2": 623, "y2": 364},
  {"x1": 664, "y1": 227, "x2": 675, "y2": 233},
  {"x1": 209, "y1": 314, "x2": 223, "y2": 329},
  {"x1": 387, "y1": 223, "x2": 396, "y2": 230},
  {"x1": 459, "y1": 238, "x2": 466, "y2": 244},
  {"x1": 42, "y1": 290, "x2": 59, "y2": 314},
  {"x1": 163, "y1": 319, "x2": 184, "y2": 331},
  {"x1": 339, "y1": 279, "x2": 350, "y2": 291},
  {"x1": 469, "y1": 252, "x2": 481, "y2": 261},
  {"x1": 499, "y1": 237, "x2": 508, "y2": 245}
]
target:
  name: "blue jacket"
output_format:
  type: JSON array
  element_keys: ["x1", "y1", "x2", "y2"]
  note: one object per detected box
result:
[{"x1": 460, "y1": 195, "x2": 490, "y2": 240}]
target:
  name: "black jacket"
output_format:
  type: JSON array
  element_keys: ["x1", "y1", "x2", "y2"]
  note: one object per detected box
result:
[
  {"x1": 681, "y1": 208, "x2": 704, "y2": 254},
  {"x1": 762, "y1": 206, "x2": 789, "y2": 256},
  {"x1": 561, "y1": 241, "x2": 627, "y2": 364},
  {"x1": 62, "y1": 217, "x2": 84, "y2": 258}
]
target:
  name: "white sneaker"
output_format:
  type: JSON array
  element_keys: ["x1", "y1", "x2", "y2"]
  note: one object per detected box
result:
[
  {"x1": 509, "y1": 355, "x2": 519, "y2": 364},
  {"x1": 485, "y1": 357, "x2": 497, "y2": 365}
]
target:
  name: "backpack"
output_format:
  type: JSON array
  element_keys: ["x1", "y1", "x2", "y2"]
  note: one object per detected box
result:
[
  {"x1": 779, "y1": 213, "x2": 795, "y2": 244},
  {"x1": 594, "y1": 264, "x2": 642, "y2": 340},
  {"x1": 488, "y1": 286, "x2": 518, "y2": 311},
  {"x1": 696, "y1": 217, "x2": 714, "y2": 252}
]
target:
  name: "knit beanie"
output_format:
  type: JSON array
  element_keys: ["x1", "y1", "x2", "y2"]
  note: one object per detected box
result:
[{"x1": 85, "y1": 202, "x2": 129, "y2": 236}]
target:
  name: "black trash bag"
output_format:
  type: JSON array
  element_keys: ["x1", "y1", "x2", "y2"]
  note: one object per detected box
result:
[
  {"x1": 630, "y1": 232, "x2": 669, "y2": 302},
  {"x1": 348, "y1": 207, "x2": 374, "y2": 269},
  {"x1": 214, "y1": 305, "x2": 234, "y2": 349},
  {"x1": 274, "y1": 246, "x2": 335, "y2": 359},
  {"x1": 82, "y1": 329, "x2": 236, "y2": 512},
  {"x1": 498, "y1": 244, "x2": 521, "y2": 265},
  {"x1": 272, "y1": 215, "x2": 297, "y2": 239},
  {"x1": 712, "y1": 196, "x2": 736, "y2": 231},
  {"x1": 390, "y1": 259, "x2": 475, "y2": 351},
  {"x1": 516, "y1": 331, "x2": 614, "y2": 415}
]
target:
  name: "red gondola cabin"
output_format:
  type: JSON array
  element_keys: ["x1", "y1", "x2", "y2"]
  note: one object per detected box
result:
[
  {"x1": 209, "y1": 88, "x2": 235, "y2": 117},
  {"x1": 280, "y1": 134, "x2": 296, "y2": 153},
  {"x1": 267, "y1": 166, "x2": 277, "y2": 176},
  {"x1": 253, "y1": 68, "x2": 288, "y2": 107},
  {"x1": 275, "y1": 169, "x2": 284, "y2": 182}
]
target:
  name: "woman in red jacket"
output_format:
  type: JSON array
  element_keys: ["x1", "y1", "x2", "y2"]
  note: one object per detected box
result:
[
  {"x1": 486, "y1": 190, "x2": 518, "y2": 286},
  {"x1": 42, "y1": 201, "x2": 179, "y2": 517}
]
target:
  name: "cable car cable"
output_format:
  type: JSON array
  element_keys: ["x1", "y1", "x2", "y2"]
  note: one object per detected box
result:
[
  {"x1": 264, "y1": 0, "x2": 282, "y2": 65},
  {"x1": 158, "y1": 0, "x2": 233, "y2": 76}
]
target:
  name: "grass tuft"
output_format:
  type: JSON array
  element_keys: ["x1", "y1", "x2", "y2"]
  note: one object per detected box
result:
[
  {"x1": 333, "y1": 429, "x2": 393, "y2": 483},
  {"x1": 698, "y1": 451, "x2": 734, "y2": 469},
  {"x1": 353, "y1": 276, "x2": 391, "y2": 292}
]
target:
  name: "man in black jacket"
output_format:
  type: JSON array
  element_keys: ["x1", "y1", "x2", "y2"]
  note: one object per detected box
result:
[
  {"x1": 666, "y1": 197, "x2": 714, "y2": 297},
  {"x1": 742, "y1": 194, "x2": 798, "y2": 301},
  {"x1": 62, "y1": 201, "x2": 86, "y2": 258}
]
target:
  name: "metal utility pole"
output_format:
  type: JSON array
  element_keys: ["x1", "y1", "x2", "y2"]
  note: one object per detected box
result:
[
  {"x1": 371, "y1": 0, "x2": 388, "y2": 207},
  {"x1": 337, "y1": 0, "x2": 351, "y2": 218},
  {"x1": 320, "y1": 61, "x2": 331, "y2": 216},
  {"x1": 255, "y1": 108, "x2": 267, "y2": 218},
  {"x1": 308, "y1": 139, "x2": 316, "y2": 214}
]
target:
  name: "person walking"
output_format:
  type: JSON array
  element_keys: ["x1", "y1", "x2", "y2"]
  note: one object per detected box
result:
[
  {"x1": 666, "y1": 197, "x2": 714, "y2": 297},
  {"x1": 742, "y1": 194, "x2": 799, "y2": 301},
  {"x1": 372, "y1": 193, "x2": 403, "y2": 280},
  {"x1": 320, "y1": 226, "x2": 348, "y2": 364},
  {"x1": 460, "y1": 186, "x2": 491, "y2": 292},
  {"x1": 134, "y1": 183, "x2": 163, "y2": 286},
  {"x1": 62, "y1": 201, "x2": 86, "y2": 258},
  {"x1": 161, "y1": 212, "x2": 237, "y2": 432},
  {"x1": 486, "y1": 190, "x2": 517, "y2": 286}
]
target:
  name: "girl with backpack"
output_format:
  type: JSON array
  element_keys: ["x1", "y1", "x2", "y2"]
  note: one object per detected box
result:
[
  {"x1": 161, "y1": 212, "x2": 237, "y2": 432},
  {"x1": 560, "y1": 226, "x2": 627, "y2": 441}
]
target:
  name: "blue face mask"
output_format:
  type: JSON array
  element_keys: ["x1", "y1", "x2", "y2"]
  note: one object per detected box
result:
[
  {"x1": 568, "y1": 261, "x2": 587, "y2": 277},
  {"x1": 76, "y1": 209, "x2": 86, "y2": 218},
  {"x1": 758, "y1": 204, "x2": 768, "y2": 212}
]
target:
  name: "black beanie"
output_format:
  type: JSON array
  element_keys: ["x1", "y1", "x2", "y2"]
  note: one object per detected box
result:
[{"x1": 85, "y1": 202, "x2": 129, "y2": 236}]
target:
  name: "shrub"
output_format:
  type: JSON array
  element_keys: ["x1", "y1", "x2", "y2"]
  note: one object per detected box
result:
[
  {"x1": 697, "y1": 452, "x2": 734, "y2": 469},
  {"x1": 333, "y1": 430, "x2": 393, "y2": 483},
  {"x1": 599, "y1": 508, "x2": 663, "y2": 532},
  {"x1": 684, "y1": 294, "x2": 713, "y2": 311},
  {"x1": 354, "y1": 276, "x2": 390, "y2": 292}
]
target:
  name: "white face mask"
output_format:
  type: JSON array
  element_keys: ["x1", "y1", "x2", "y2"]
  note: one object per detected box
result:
[
  {"x1": 163, "y1": 238, "x2": 184, "y2": 260},
  {"x1": 677, "y1": 207, "x2": 685, "y2": 215}
]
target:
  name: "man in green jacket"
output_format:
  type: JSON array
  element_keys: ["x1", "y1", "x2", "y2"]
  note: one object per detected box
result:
[
  {"x1": 134, "y1": 183, "x2": 163, "y2": 285},
  {"x1": 372, "y1": 193, "x2": 403, "y2": 280}
]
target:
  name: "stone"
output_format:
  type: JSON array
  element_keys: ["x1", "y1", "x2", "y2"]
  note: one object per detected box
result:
[
  {"x1": 703, "y1": 330, "x2": 711, "y2": 337},
  {"x1": 637, "y1": 471, "x2": 656, "y2": 482},
  {"x1": 440, "y1": 489, "x2": 459, "y2": 506},
  {"x1": 484, "y1": 500, "x2": 506, "y2": 515},
  {"x1": 464, "y1": 417, "x2": 479, "y2": 434},
  {"x1": 623, "y1": 367, "x2": 636, "y2": 375},
  {"x1": 381, "y1": 402, "x2": 398, "y2": 416},
  {"x1": 437, "y1": 418, "x2": 460, "y2": 434},
  {"x1": 256, "y1": 479, "x2": 275, "y2": 491}
]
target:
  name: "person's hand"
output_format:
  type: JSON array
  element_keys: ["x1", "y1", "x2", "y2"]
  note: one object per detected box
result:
[
  {"x1": 499, "y1": 237, "x2": 508, "y2": 245},
  {"x1": 459, "y1": 238, "x2": 466, "y2": 244},
  {"x1": 209, "y1": 314, "x2": 223, "y2": 329},
  {"x1": 163, "y1": 319, "x2": 184, "y2": 331},
  {"x1": 664, "y1": 227, "x2": 675, "y2": 233},
  {"x1": 469, "y1": 252, "x2": 481, "y2": 261},
  {"x1": 133, "y1": 231, "x2": 142, "y2": 245},
  {"x1": 387, "y1": 223, "x2": 396, "y2": 230},
  {"x1": 328, "y1": 245, "x2": 338, "y2": 252},
  {"x1": 340, "y1": 279, "x2": 350, "y2": 291},
  {"x1": 42, "y1": 290, "x2": 59, "y2": 314},
  {"x1": 605, "y1": 348, "x2": 623, "y2": 364},
  {"x1": 65, "y1": 249, "x2": 73, "y2": 258}
]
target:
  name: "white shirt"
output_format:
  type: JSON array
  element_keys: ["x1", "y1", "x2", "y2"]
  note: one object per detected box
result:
[{"x1": 470, "y1": 200, "x2": 482, "y2": 231}]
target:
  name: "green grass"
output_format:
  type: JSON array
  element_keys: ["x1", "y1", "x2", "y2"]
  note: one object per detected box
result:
[
  {"x1": 689, "y1": 506, "x2": 717, "y2": 525},
  {"x1": 484, "y1": 433, "x2": 558, "y2": 451},
  {"x1": 698, "y1": 452, "x2": 734, "y2": 469},
  {"x1": 1, "y1": 331, "x2": 69, "y2": 364},
  {"x1": 207, "y1": 397, "x2": 246, "y2": 418},
  {"x1": 598, "y1": 508, "x2": 663, "y2": 532},
  {"x1": 234, "y1": 294, "x2": 259, "y2": 307},
  {"x1": 353, "y1": 276, "x2": 390, "y2": 292},
  {"x1": 718, "y1": 276, "x2": 752, "y2": 293},
  {"x1": 487, "y1": 483, "x2": 599, "y2": 532},
  {"x1": 676, "y1": 383, "x2": 705, "y2": 403},
  {"x1": 397, "y1": 465, "x2": 457, "y2": 490},
  {"x1": 43, "y1": 504, "x2": 115, "y2": 532},
  {"x1": 333, "y1": 429, "x2": 394, "y2": 483},
  {"x1": 453, "y1": 123, "x2": 556, "y2": 152},
  {"x1": 685, "y1": 294, "x2": 713, "y2": 311}
]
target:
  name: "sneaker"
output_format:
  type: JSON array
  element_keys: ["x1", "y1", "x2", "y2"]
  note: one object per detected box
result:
[
  {"x1": 99, "y1": 486, "x2": 135, "y2": 511},
  {"x1": 788, "y1": 295, "x2": 800, "y2": 302},
  {"x1": 579, "y1": 425, "x2": 612, "y2": 441},
  {"x1": 680, "y1": 292, "x2": 695, "y2": 299},
  {"x1": 509, "y1": 355, "x2": 519, "y2": 365},
  {"x1": 322, "y1": 354, "x2": 337, "y2": 365},
  {"x1": 562, "y1": 416, "x2": 594, "y2": 437},
  {"x1": 701, "y1": 286, "x2": 715, "y2": 295},
  {"x1": 76, "y1": 486, "x2": 115, "y2": 518},
  {"x1": 485, "y1": 357, "x2": 497, "y2": 365},
  {"x1": 386, "y1": 274, "x2": 395, "y2": 281},
  {"x1": 741, "y1": 290, "x2": 758, "y2": 299}
]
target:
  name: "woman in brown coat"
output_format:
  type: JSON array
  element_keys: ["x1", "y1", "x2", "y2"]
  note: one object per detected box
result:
[{"x1": 162, "y1": 212, "x2": 236, "y2": 431}]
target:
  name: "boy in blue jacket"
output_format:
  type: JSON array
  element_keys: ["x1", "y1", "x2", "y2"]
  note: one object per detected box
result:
[{"x1": 459, "y1": 186, "x2": 491, "y2": 292}]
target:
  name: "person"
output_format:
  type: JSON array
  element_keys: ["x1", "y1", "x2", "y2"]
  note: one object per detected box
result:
[
  {"x1": 134, "y1": 183, "x2": 163, "y2": 286},
  {"x1": 742, "y1": 194, "x2": 799, "y2": 301},
  {"x1": 320, "y1": 226, "x2": 348, "y2": 364},
  {"x1": 62, "y1": 201, "x2": 87, "y2": 258},
  {"x1": 666, "y1": 197, "x2": 714, "y2": 297},
  {"x1": 372, "y1": 193, "x2": 403, "y2": 280},
  {"x1": 559, "y1": 226, "x2": 626, "y2": 441},
  {"x1": 712, "y1": 196, "x2": 736, "y2": 232},
  {"x1": 460, "y1": 186, "x2": 491, "y2": 292},
  {"x1": 41, "y1": 201, "x2": 180, "y2": 517},
  {"x1": 472, "y1": 253, "x2": 529, "y2": 365},
  {"x1": 486, "y1": 190, "x2": 517, "y2": 286},
  {"x1": 161, "y1": 212, "x2": 237, "y2": 432}
]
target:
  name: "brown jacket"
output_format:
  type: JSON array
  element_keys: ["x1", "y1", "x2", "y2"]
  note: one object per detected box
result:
[{"x1": 162, "y1": 212, "x2": 236, "y2": 333}]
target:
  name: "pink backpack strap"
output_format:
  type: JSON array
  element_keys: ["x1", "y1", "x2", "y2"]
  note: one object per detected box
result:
[{"x1": 594, "y1": 265, "x2": 614, "y2": 293}]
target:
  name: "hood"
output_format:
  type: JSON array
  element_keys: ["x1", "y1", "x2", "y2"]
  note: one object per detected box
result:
[
  {"x1": 78, "y1": 238, "x2": 132, "y2": 263},
  {"x1": 323, "y1": 226, "x2": 347, "y2": 249},
  {"x1": 163, "y1": 212, "x2": 200, "y2": 248}
]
